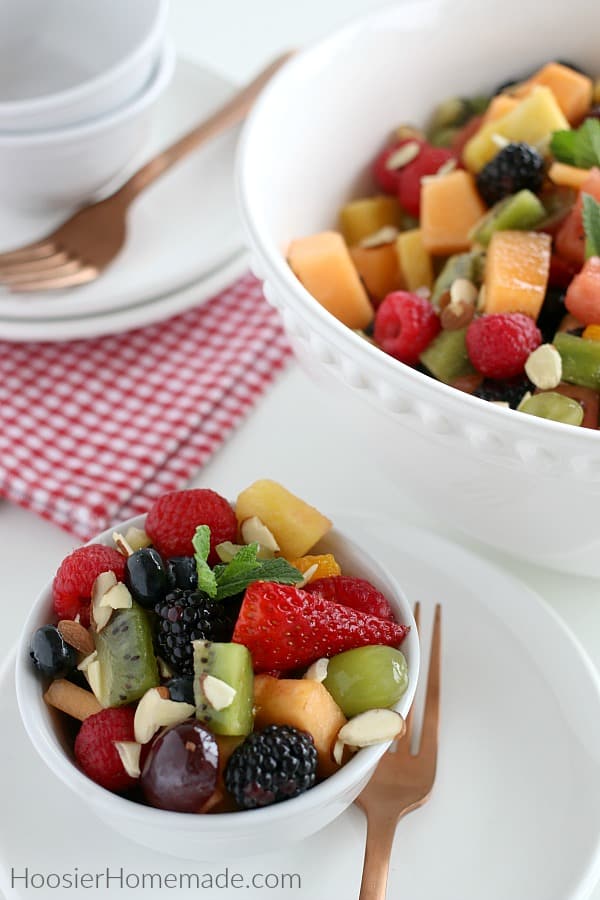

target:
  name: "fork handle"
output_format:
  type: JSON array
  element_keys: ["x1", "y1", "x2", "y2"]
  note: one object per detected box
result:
[
  {"x1": 359, "y1": 815, "x2": 398, "y2": 900},
  {"x1": 115, "y1": 51, "x2": 293, "y2": 203}
]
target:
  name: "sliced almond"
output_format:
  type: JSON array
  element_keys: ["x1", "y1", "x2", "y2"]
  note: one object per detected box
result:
[
  {"x1": 124, "y1": 526, "x2": 152, "y2": 552},
  {"x1": 215, "y1": 540, "x2": 275, "y2": 562},
  {"x1": 77, "y1": 650, "x2": 98, "y2": 672},
  {"x1": 385, "y1": 140, "x2": 420, "y2": 171},
  {"x1": 491, "y1": 133, "x2": 510, "y2": 149},
  {"x1": 44, "y1": 679, "x2": 102, "y2": 721},
  {"x1": 112, "y1": 531, "x2": 135, "y2": 557},
  {"x1": 337, "y1": 708, "x2": 405, "y2": 749},
  {"x1": 99, "y1": 582, "x2": 132, "y2": 611},
  {"x1": 303, "y1": 657, "x2": 329, "y2": 683},
  {"x1": 157, "y1": 657, "x2": 174, "y2": 680},
  {"x1": 295, "y1": 563, "x2": 319, "y2": 588},
  {"x1": 85, "y1": 658, "x2": 104, "y2": 705},
  {"x1": 240, "y1": 516, "x2": 280, "y2": 552},
  {"x1": 332, "y1": 738, "x2": 346, "y2": 767},
  {"x1": 450, "y1": 277, "x2": 478, "y2": 308},
  {"x1": 114, "y1": 741, "x2": 142, "y2": 779},
  {"x1": 91, "y1": 571, "x2": 117, "y2": 632},
  {"x1": 201, "y1": 674, "x2": 237, "y2": 711},
  {"x1": 524, "y1": 343, "x2": 562, "y2": 390},
  {"x1": 57, "y1": 620, "x2": 95, "y2": 656},
  {"x1": 359, "y1": 226, "x2": 399, "y2": 249},
  {"x1": 134, "y1": 686, "x2": 196, "y2": 744}
]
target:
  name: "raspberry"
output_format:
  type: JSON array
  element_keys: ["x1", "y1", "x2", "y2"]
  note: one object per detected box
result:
[
  {"x1": 397, "y1": 143, "x2": 455, "y2": 217},
  {"x1": 466, "y1": 313, "x2": 542, "y2": 380},
  {"x1": 74, "y1": 707, "x2": 137, "y2": 793},
  {"x1": 145, "y1": 489, "x2": 237, "y2": 565},
  {"x1": 373, "y1": 138, "x2": 423, "y2": 195},
  {"x1": 374, "y1": 291, "x2": 441, "y2": 365},
  {"x1": 52, "y1": 544, "x2": 126, "y2": 627},
  {"x1": 305, "y1": 576, "x2": 395, "y2": 620}
]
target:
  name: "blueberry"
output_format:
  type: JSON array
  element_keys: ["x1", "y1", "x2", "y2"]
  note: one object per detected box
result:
[
  {"x1": 30, "y1": 625, "x2": 77, "y2": 677},
  {"x1": 166, "y1": 556, "x2": 198, "y2": 592},
  {"x1": 125, "y1": 548, "x2": 168, "y2": 608},
  {"x1": 165, "y1": 676, "x2": 195, "y2": 705}
]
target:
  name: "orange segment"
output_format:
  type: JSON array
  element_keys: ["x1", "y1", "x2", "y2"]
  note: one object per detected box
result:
[
  {"x1": 289, "y1": 553, "x2": 341, "y2": 581},
  {"x1": 288, "y1": 231, "x2": 373, "y2": 329},
  {"x1": 421, "y1": 170, "x2": 486, "y2": 255},
  {"x1": 483, "y1": 230, "x2": 551, "y2": 319}
]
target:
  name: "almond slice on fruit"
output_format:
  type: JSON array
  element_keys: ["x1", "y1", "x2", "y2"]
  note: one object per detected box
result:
[
  {"x1": 91, "y1": 571, "x2": 117, "y2": 632},
  {"x1": 114, "y1": 741, "x2": 142, "y2": 779},
  {"x1": 112, "y1": 531, "x2": 135, "y2": 557},
  {"x1": 98, "y1": 582, "x2": 132, "y2": 610},
  {"x1": 303, "y1": 657, "x2": 329, "y2": 683},
  {"x1": 337, "y1": 708, "x2": 406, "y2": 749},
  {"x1": 57, "y1": 619, "x2": 95, "y2": 656},
  {"x1": 240, "y1": 516, "x2": 280, "y2": 552},
  {"x1": 201, "y1": 674, "x2": 237, "y2": 711},
  {"x1": 124, "y1": 526, "x2": 152, "y2": 552},
  {"x1": 134, "y1": 686, "x2": 196, "y2": 745},
  {"x1": 295, "y1": 563, "x2": 319, "y2": 589},
  {"x1": 84, "y1": 658, "x2": 104, "y2": 705}
]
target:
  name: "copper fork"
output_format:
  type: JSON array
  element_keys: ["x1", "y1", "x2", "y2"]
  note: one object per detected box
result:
[
  {"x1": 0, "y1": 52, "x2": 292, "y2": 293},
  {"x1": 356, "y1": 603, "x2": 441, "y2": 900}
]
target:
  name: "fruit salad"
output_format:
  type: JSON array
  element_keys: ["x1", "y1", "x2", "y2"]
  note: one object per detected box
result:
[
  {"x1": 29, "y1": 481, "x2": 411, "y2": 813},
  {"x1": 288, "y1": 61, "x2": 600, "y2": 428}
]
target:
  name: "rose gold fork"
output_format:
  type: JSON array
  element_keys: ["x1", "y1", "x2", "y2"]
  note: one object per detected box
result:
[
  {"x1": 356, "y1": 603, "x2": 441, "y2": 900},
  {"x1": 0, "y1": 52, "x2": 292, "y2": 293}
]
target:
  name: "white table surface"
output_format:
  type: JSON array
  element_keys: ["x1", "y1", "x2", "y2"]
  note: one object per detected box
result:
[{"x1": 1, "y1": 2, "x2": 599, "y2": 897}]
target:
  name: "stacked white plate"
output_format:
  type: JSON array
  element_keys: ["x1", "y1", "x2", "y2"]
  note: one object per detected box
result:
[{"x1": 0, "y1": 58, "x2": 247, "y2": 342}]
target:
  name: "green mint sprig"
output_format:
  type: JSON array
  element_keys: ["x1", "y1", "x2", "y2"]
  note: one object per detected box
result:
[
  {"x1": 582, "y1": 192, "x2": 600, "y2": 259},
  {"x1": 192, "y1": 525, "x2": 304, "y2": 600},
  {"x1": 550, "y1": 119, "x2": 600, "y2": 169}
]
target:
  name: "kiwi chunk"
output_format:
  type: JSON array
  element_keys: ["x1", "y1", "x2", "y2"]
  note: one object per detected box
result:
[
  {"x1": 470, "y1": 190, "x2": 546, "y2": 247},
  {"x1": 554, "y1": 332, "x2": 600, "y2": 390},
  {"x1": 95, "y1": 604, "x2": 159, "y2": 707},
  {"x1": 194, "y1": 641, "x2": 253, "y2": 736},
  {"x1": 431, "y1": 250, "x2": 486, "y2": 305},
  {"x1": 420, "y1": 327, "x2": 476, "y2": 384}
]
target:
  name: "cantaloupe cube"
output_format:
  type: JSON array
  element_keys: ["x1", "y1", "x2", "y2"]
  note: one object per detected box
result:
[
  {"x1": 235, "y1": 479, "x2": 332, "y2": 560},
  {"x1": 548, "y1": 161, "x2": 591, "y2": 191},
  {"x1": 288, "y1": 231, "x2": 373, "y2": 329},
  {"x1": 254, "y1": 675, "x2": 347, "y2": 777},
  {"x1": 288, "y1": 553, "x2": 341, "y2": 581},
  {"x1": 482, "y1": 94, "x2": 519, "y2": 124},
  {"x1": 512, "y1": 62, "x2": 592, "y2": 124},
  {"x1": 421, "y1": 170, "x2": 486, "y2": 255},
  {"x1": 395, "y1": 228, "x2": 433, "y2": 291},
  {"x1": 349, "y1": 243, "x2": 402, "y2": 303},
  {"x1": 483, "y1": 230, "x2": 551, "y2": 319},
  {"x1": 339, "y1": 195, "x2": 403, "y2": 245},
  {"x1": 463, "y1": 87, "x2": 569, "y2": 172}
]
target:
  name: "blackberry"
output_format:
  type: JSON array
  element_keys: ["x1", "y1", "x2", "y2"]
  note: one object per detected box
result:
[
  {"x1": 476, "y1": 143, "x2": 544, "y2": 206},
  {"x1": 537, "y1": 286, "x2": 566, "y2": 344},
  {"x1": 473, "y1": 376, "x2": 533, "y2": 409},
  {"x1": 224, "y1": 725, "x2": 317, "y2": 810},
  {"x1": 155, "y1": 589, "x2": 240, "y2": 675}
]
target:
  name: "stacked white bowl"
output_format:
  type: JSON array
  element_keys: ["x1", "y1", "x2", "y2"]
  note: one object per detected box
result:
[{"x1": 0, "y1": 0, "x2": 173, "y2": 209}]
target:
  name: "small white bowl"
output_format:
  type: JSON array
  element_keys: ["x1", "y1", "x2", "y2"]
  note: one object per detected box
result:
[
  {"x1": 15, "y1": 513, "x2": 419, "y2": 860},
  {"x1": 237, "y1": 0, "x2": 600, "y2": 576},
  {"x1": 0, "y1": 0, "x2": 169, "y2": 133},
  {"x1": 0, "y1": 41, "x2": 175, "y2": 211}
]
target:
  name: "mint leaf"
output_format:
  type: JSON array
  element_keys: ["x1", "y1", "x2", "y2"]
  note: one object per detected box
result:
[
  {"x1": 192, "y1": 525, "x2": 217, "y2": 598},
  {"x1": 214, "y1": 543, "x2": 304, "y2": 600},
  {"x1": 551, "y1": 119, "x2": 600, "y2": 169},
  {"x1": 582, "y1": 193, "x2": 600, "y2": 259}
]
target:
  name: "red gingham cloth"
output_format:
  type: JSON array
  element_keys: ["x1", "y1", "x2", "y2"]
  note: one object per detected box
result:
[{"x1": 0, "y1": 273, "x2": 291, "y2": 540}]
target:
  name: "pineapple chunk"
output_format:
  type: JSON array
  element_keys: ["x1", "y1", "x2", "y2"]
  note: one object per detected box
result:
[
  {"x1": 235, "y1": 480, "x2": 332, "y2": 560},
  {"x1": 463, "y1": 86, "x2": 569, "y2": 172},
  {"x1": 339, "y1": 195, "x2": 403, "y2": 245},
  {"x1": 254, "y1": 675, "x2": 347, "y2": 777},
  {"x1": 395, "y1": 228, "x2": 433, "y2": 291}
]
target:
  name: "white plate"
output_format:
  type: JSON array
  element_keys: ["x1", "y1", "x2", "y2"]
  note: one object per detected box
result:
[
  {"x1": 0, "y1": 57, "x2": 244, "y2": 322},
  {"x1": 2, "y1": 519, "x2": 600, "y2": 900},
  {"x1": 0, "y1": 250, "x2": 247, "y2": 342}
]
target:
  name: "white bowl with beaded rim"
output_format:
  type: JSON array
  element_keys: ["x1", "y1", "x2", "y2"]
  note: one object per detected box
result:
[
  {"x1": 236, "y1": 0, "x2": 600, "y2": 576},
  {"x1": 15, "y1": 512, "x2": 419, "y2": 860}
]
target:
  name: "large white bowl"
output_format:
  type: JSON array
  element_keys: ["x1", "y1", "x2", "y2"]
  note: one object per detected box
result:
[
  {"x1": 15, "y1": 513, "x2": 419, "y2": 860},
  {"x1": 0, "y1": 42, "x2": 175, "y2": 211},
  {"x1": 0, "y1": 0, "x2": 169, "y2": 132},
  {"x1": 237, "y1": 0, "x2": 600, "y2": 576}
]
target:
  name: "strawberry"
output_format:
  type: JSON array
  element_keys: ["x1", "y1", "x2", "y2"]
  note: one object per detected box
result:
[
  {"x1": 232, "y1": 582, "x2": 409, "y2": 672},
  {"x1": 145, "y1": 488, "x2": 237, "y2": 565},
  {"x1": 304, "y1": 576, "x2": 395, "y2": 620}
]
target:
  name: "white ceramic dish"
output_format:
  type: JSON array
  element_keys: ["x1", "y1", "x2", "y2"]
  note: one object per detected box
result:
[
  {"x1": 15, "y1": 513, "x2": 419, "y2": 860},
  {"x1": 237, "y1": 0, "x2": 600, "y2": 576},
  {"x1": 0, "y1": 57, "x2": 245, "y2": 329},
  {"x1": 0, "y1": 0, "x2": 168, "y2": 132},
  {"x1": 5, "y1": 517, "x2": 600, "y2": 897},
  {"x1": 0, "y1": 41, "x2": 174, "y2": 210}
]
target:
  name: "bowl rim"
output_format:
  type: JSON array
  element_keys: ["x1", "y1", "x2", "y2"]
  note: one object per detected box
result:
[
  {"x1": 235, "y1": 9, "x2": 600, "y2": 448},
  {"x1": 0, "y1": 39, "x2": 175, "y2": 147},
  {"x1": 0, "y1": 0, "x2": 169, "y2": 119},
  {"x1": 15, "y1": 511, "x2": 419, "y2": 831}
]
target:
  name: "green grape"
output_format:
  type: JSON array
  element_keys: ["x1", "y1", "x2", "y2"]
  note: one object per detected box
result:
[
  {"x1": 519, "y1": 391, "x2": 584, "y2": 426},
  {"x1": 323, "y1": 645, "x2": 408, "y2": 718}
]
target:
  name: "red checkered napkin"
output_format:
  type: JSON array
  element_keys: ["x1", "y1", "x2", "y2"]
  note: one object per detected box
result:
[{"x1": 0, "y1": 274, "x2": 291, "y2": 540}]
